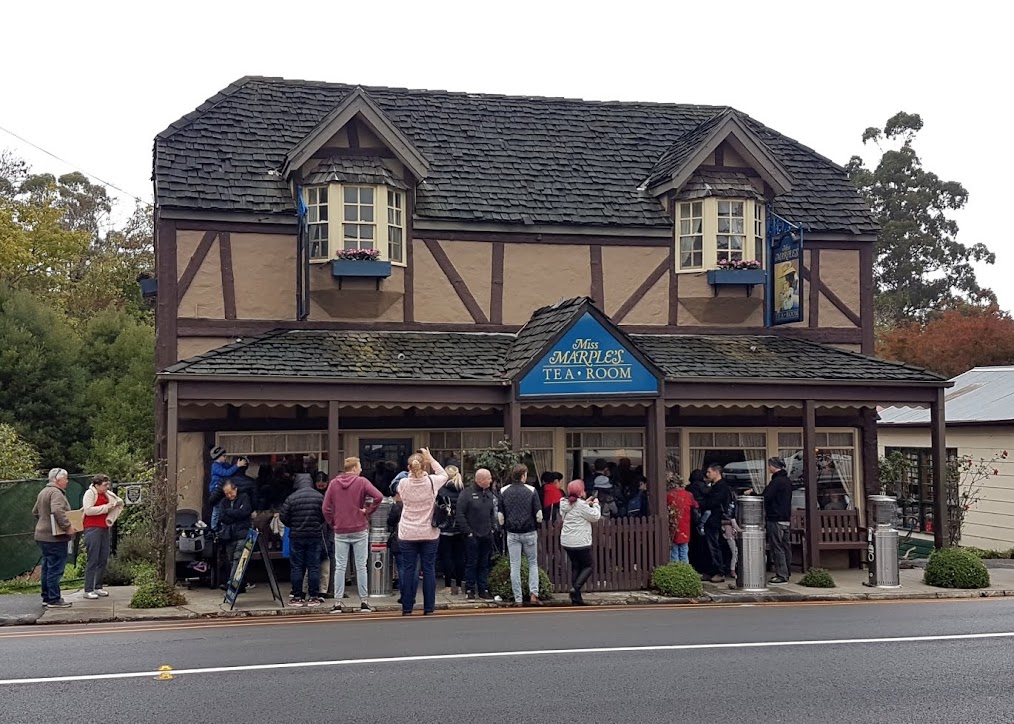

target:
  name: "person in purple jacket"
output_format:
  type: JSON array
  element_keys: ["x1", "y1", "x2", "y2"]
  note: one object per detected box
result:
[{"x1": 208, "y1": 446, "x2": 247, "y2": 531}]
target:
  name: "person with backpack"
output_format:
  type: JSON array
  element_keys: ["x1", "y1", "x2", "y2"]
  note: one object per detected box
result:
[
  {"x1": 498, "y1": 463, "x2": 543, "y2": 607},
  {"x1": 559, "y1": 480, "x2": 601, "y2": 605},
  {"x1": 438, "y1": 465, "x2": 466, "y2": 594}
]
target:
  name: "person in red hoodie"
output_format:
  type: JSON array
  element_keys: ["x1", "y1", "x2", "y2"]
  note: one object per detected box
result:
[
  {"x1": 666, "y1": 473, "x2": 698, "y2": 564},
  {"x1": 322, "y1": 457, "x2": 383, "y2": 613}
]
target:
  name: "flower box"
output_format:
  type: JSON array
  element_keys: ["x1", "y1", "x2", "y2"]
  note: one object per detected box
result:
[
  {"x1": 330, "y1": 259, "x2": 392, "y2": 279},
  {"x1": 706, "y1": 268, "x2": 766, "y2": 296}
]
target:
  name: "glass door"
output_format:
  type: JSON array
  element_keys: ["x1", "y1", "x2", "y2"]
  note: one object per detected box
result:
[{"x1": 358, "y1": 438, "x2": 414, "y2": 496}]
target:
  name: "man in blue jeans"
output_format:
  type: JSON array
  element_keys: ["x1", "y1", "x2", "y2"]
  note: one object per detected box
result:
[
  {"x1": 456, "y1": 468, "x2": 497, "y2": 600},
  {"x1": 279, "y1": 470, "x2": 325, "y2": 607},
  {"x1": 322, "y1": 457, "x2": 383, "y2": 613},
  {"x1": 499, "y1": 463, "x2": 543, "y2": 606},
  {"x1": 32, "y1": 468, "x2": 75, "y2": 608}
]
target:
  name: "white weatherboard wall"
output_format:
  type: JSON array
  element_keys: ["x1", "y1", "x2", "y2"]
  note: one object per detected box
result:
[{"x1": 879, "y1": 426, "x2": 1014, "y2": 549}]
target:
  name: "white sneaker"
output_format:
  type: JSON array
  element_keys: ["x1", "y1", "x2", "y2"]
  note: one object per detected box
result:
[
  {"x1": 84, "y1": 592, "x2": 100, "y2": 600},
  {"x1": 95, "y1": 590, "x2": 110, "y2": 597}
]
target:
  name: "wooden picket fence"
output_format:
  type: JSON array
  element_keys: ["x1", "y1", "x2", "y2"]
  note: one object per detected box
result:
[{"x1": 536, "y1": 515, "x2": 666, "y2": 592}]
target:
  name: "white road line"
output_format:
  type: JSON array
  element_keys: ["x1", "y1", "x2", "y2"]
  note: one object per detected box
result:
[{"x1": 2, "y1": 631, "x2": 1013, "y2": 686}]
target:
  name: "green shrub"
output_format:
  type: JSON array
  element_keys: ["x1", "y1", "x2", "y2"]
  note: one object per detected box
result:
[
  {"x1": 924, "y1": 548, "x2": 991, "y2": 589},
  {"x1": 651, "y1": 562, "x2": 703, "y2": 598},
  {"x1": 962, "y1": 546, "x2": 1014, "y2": 560},
  {"x1": 799, "y1": 568, "x2": 836, "y2": 588},
  {"x1": 129, "y1": 580, "x2": 186, "y2": 609},
  {"x1": 488, "y1": 556, "x2": 553, "y2": 601},
  {"x1": 115, "y1": 530, "x2": 160, "y2": 565},
  {"x1": 130, "y1": 562, "x2": 158, "y2": 585},
  {"x1": 103, "y1": 557, "x2": 156, "y2": 586},
  {"x1": 62, "y1": 546, "x2": 87, "y2": 583}
]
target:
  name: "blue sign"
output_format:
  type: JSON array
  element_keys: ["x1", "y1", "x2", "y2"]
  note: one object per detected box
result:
[
  {"x1": 518, "y1": 313, "x2": 659, "y2": 397},
  {"x1": 767, "y1": 213, "x2": 803, "y2": 327}
]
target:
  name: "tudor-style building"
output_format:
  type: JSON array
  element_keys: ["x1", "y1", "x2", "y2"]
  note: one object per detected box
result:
[{"x1": 153, "y1": 76, "x2": 951, "y2": 587}]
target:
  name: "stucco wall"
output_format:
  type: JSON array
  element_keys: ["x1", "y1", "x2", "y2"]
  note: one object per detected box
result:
[
  {"x1": 879, "y1": 425, "x2": 1014, "y2": 549},
  {"x1": 177, "y1": 431, "x2": 206, "y2": 512},
  {"x1": 502, "y1": 243, "x2": 592, "y2": 325}
]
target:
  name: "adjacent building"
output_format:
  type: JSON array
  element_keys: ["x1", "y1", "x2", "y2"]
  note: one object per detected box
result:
[
  {"x1": 880, "y1": 367, "x2": 1014, "y2": 550},
  {"x1": 153, "y1": 76, "x2": 950, "y2": 584}
]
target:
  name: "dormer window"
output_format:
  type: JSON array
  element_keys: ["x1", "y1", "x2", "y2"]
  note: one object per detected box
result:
[
  {"x1": 305, "y1": 184, "x2": 406, "y2": 265},
  {"x1": 676, "y1": 198, "x2": 765, "y2": 272}
]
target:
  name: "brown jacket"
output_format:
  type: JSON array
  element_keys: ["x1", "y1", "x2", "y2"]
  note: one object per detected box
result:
[{"x1": 32, "y1": 483, "x2": 74, "y2": 543}]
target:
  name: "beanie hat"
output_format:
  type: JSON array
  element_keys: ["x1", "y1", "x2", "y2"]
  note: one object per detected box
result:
[
  {"x1": 210, "y1": 446, "x2": 227, "y2": 459},
  {"x1": 768, "y1": 456, "x2": 786, "y2": 470}
]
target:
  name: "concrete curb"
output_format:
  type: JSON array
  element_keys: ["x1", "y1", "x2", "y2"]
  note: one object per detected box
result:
[{"x1": 10, "y1": 586, "x2": 1009, "y2": 626}]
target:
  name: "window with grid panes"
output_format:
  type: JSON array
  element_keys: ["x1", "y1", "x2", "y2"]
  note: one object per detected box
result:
[
  {"x1": 305, "y1": 186, "x2": 329, "y2": 259},
  {"x1": 566, "y1": 430, "x2": 645, "y2": 481},
  {"x1": 343, "y1": 186, "x2": 376, "y2": 250},
  {"x1": 754, "y1": 203, "x2": 765, "y2": 264},
  {"x1": 716, "y1": 201, "x2": 746, "y2": 263},
  {"x1": 387, "y1": 190, "x2": 404, "y2": 263},
  {"x1": 778, "y1": 430, "x2": 859, "y2": 511},
  {"x1": 678, "y1": 201, "x2": 704, "y2": 270}
]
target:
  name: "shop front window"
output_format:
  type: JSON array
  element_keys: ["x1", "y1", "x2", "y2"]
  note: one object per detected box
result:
[
  {"x1": 778, "y1": 431, "x2": 857, "y2": 512},
  {"x1": 566, "y1": 430, "x2": 644, "y2": 487},
  {"x1": 883, "y1": 446, "x2": 958, "y2": 533},
  {"x1": 665, "y1": 430, "x2": 681, "y2": 480},
  {"x1": 688, "y1": 431, "x2": 767, "y2": 493}
]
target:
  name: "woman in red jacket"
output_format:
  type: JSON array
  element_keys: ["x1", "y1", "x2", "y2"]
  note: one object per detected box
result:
[
  {"x1": 541, "y1": 471, "x2": 565, "y2": 522},
  {"x1": 666, "y1": 473, "x2": 697, "y2": 564}
]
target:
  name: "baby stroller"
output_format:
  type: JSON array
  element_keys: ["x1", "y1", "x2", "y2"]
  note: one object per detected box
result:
[{"x1": 175, "y1": 509, "x2": 216, "y2": 588}]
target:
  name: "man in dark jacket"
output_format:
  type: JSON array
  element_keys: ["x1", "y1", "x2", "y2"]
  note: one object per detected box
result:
[
  {"x1": 498, "y1": 464, "x2": 543, "y2": 606},
  {"x1": 702, "y1": 464, "x2": 733, "y2": 583},
  {"x1": 763, "y1": 457, "x2": 793, "y2": 584},
  {"x1": 217, "y1": 481, "x2": 254, "y2": 594},
  {"x1": 280, "y1": 474, "x2": 325, "y2": 606},
  {"x1": 456, "y1": 468, "x2": 497, "y2": 601}
]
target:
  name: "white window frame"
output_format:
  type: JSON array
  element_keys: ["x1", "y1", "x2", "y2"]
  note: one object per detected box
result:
[
  {"x1": 716, "y1": 200, "x2": 747, "y2": 264},
  {"x1": 677, "y1": 201, "x2": 704, "y2": 270},
  {"x1": 675, "y1": 198, "x2": 765, "y2": 273},
  {"x1": 342, "y1": 185, "x2": 376, "y2": 252},
  {"x1": 387, "y1": 189, "x2": 405, "y2": 266},
  {"x1": 306, "y1": 186, "x2": 329, "y2": 261}
]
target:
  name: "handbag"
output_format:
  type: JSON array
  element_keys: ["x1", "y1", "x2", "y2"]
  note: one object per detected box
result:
[{"x1": 429, "y1": 476, "x2": 452, "y2": 530}]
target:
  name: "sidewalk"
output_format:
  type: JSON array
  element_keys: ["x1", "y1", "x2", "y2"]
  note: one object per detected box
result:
[{"x1": 19, "y1": 564, "x2": 1014, "y2": 626}]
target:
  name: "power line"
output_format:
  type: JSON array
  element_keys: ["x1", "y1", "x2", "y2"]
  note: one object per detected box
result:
[{"x1": 0, "y1": 123, "x2": 152, "y2": 205}]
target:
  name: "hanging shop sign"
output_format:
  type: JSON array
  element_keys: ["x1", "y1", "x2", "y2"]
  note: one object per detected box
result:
[
  {"x1": 519, "y1": 312, "x2": 659, "y2": 397},
  {"x1": 767, "y1": 214, "x2": 803, "y2": 327}
]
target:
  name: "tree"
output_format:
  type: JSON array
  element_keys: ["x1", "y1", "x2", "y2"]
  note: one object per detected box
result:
[
  {"x1": 0, "y1": 285, "x2": 87, "y2": 468},
  {"x1": 878, "y1": 304, "x2": 1014, "y2": 378},
  {"x1": 845, "y1": 112, "x2": 995, "y2": 326},
  {"x1": 73, "y1": 310, "x2": 155, "y2": 480},
  {"x1": 0, "y1": 423, "x2": 40, "y2": 480}
]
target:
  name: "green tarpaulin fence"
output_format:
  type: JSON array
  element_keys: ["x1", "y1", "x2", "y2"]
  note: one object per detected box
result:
[{"x1": 0, "y1": 475, "x2": 91, "y2": 581}]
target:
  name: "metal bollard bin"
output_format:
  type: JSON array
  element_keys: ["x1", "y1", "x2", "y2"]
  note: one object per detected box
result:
[
  {"x1": 866, "y1": 495, "x2": 900, "y2": 589},
  {"x1": 736, "y1": 495, "x2": 767, "y2": 592},
  {"x1": 368, "y1": 526, "x2": 392, "y2": 597}
]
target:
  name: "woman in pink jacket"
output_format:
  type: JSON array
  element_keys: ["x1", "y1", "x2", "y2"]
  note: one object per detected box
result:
[{"x1": 397, "y1": 447, "x2": 448, "y2": 616}]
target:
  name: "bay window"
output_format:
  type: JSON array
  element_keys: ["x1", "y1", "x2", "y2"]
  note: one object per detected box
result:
[
  {"x1": 303, "y1": 184, "x2": 406, "y2": 264},
  {"x1": 675, "y1": 198, "x2": 765, "y2": 272}
]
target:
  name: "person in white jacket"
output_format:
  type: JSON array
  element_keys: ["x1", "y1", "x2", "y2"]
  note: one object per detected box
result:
[
  {"x1": 559, "y1": 480, "x2": 601, "y2": 606},
  {"x1": 81, "y1": 475, "x2": 125, "y2": 598}
]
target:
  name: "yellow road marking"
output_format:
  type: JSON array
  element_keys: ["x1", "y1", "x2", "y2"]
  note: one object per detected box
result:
[{"x1": 0, "y1": 596, "x2": 1002, "y2": 640}]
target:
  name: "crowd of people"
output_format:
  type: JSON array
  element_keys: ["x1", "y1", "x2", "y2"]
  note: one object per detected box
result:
[{"x1": 665, "y1": 457, "x2": 794, "y2": 586}]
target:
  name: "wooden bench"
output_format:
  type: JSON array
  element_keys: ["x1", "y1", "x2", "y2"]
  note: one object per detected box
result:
[{"x1": 790, "y1": 509, "x2": 866, "y2": 570}]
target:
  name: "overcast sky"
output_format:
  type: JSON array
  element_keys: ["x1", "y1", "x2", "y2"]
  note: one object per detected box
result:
[{"x1": 3, "y1": 1, "x2": 1007, "y2": 309}]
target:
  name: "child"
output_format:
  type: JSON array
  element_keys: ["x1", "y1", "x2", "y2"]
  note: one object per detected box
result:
[
  {"x1": 208, "y1": 446, "x2": 247, "y2": 531},
  {"x1": 666, "y1": 473, "x2": 698, "y2": 564}
]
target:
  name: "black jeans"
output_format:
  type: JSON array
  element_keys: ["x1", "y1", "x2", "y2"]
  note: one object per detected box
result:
[
  {"x1": 564, "y1": 546, "x2": 594, "y2": 595},
  {"x1": 289, "y1": 536, "x2": 322, "y2": 598},
  {"x1": 704, "y1": 521, "x2": 725, "y2": 576},
  {"x1": 464, "y1": 534, "x2": 492, "y2": 594},
  {"x1": 440, "y1": 534, "x2": 466, "y2": 586}
]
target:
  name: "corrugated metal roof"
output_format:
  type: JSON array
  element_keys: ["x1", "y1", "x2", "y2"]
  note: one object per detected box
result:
[{"x1": 879, "y1": 367, "x2": 1014, "y2": 425}]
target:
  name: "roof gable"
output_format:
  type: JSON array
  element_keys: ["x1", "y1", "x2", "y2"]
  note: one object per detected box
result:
[
  {"x1": 643, "y1": 109, "x2": 793, "y2": 196},
  {"x1": 282, "y1": 87, "x2": 429, "y2": 181}
]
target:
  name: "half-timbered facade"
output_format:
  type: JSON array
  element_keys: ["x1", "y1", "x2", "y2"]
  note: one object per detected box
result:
[{"x1": 154, "y1": 77, "x2": 950, "y2": 584}]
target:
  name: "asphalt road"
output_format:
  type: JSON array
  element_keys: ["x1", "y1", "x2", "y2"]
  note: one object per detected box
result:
[{"x1": 3, "y1": 599, "x2": 1014, "y2": 723}]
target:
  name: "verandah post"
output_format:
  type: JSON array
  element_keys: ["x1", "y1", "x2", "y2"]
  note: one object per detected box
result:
[
  {"x1": 327, "y1": 401, "x2": 341, "y2": 476},
  {"x1": 803, "y1": 399, "x2": 820, "y2": 570},
  {"x1": 647, "y1": 399, "x2": 668, "y2": 566},
  {"x1": 930, "y1": 388, "x2": 947, "y2": 549}
]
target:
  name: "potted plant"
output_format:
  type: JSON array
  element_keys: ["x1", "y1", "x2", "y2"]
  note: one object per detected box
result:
[
  {"x1": 706, "y1": 258, "x2": 765, "y2": 295},
  {"x1": 330, "y1": 248, "x2": 392, "y2": 280}
]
